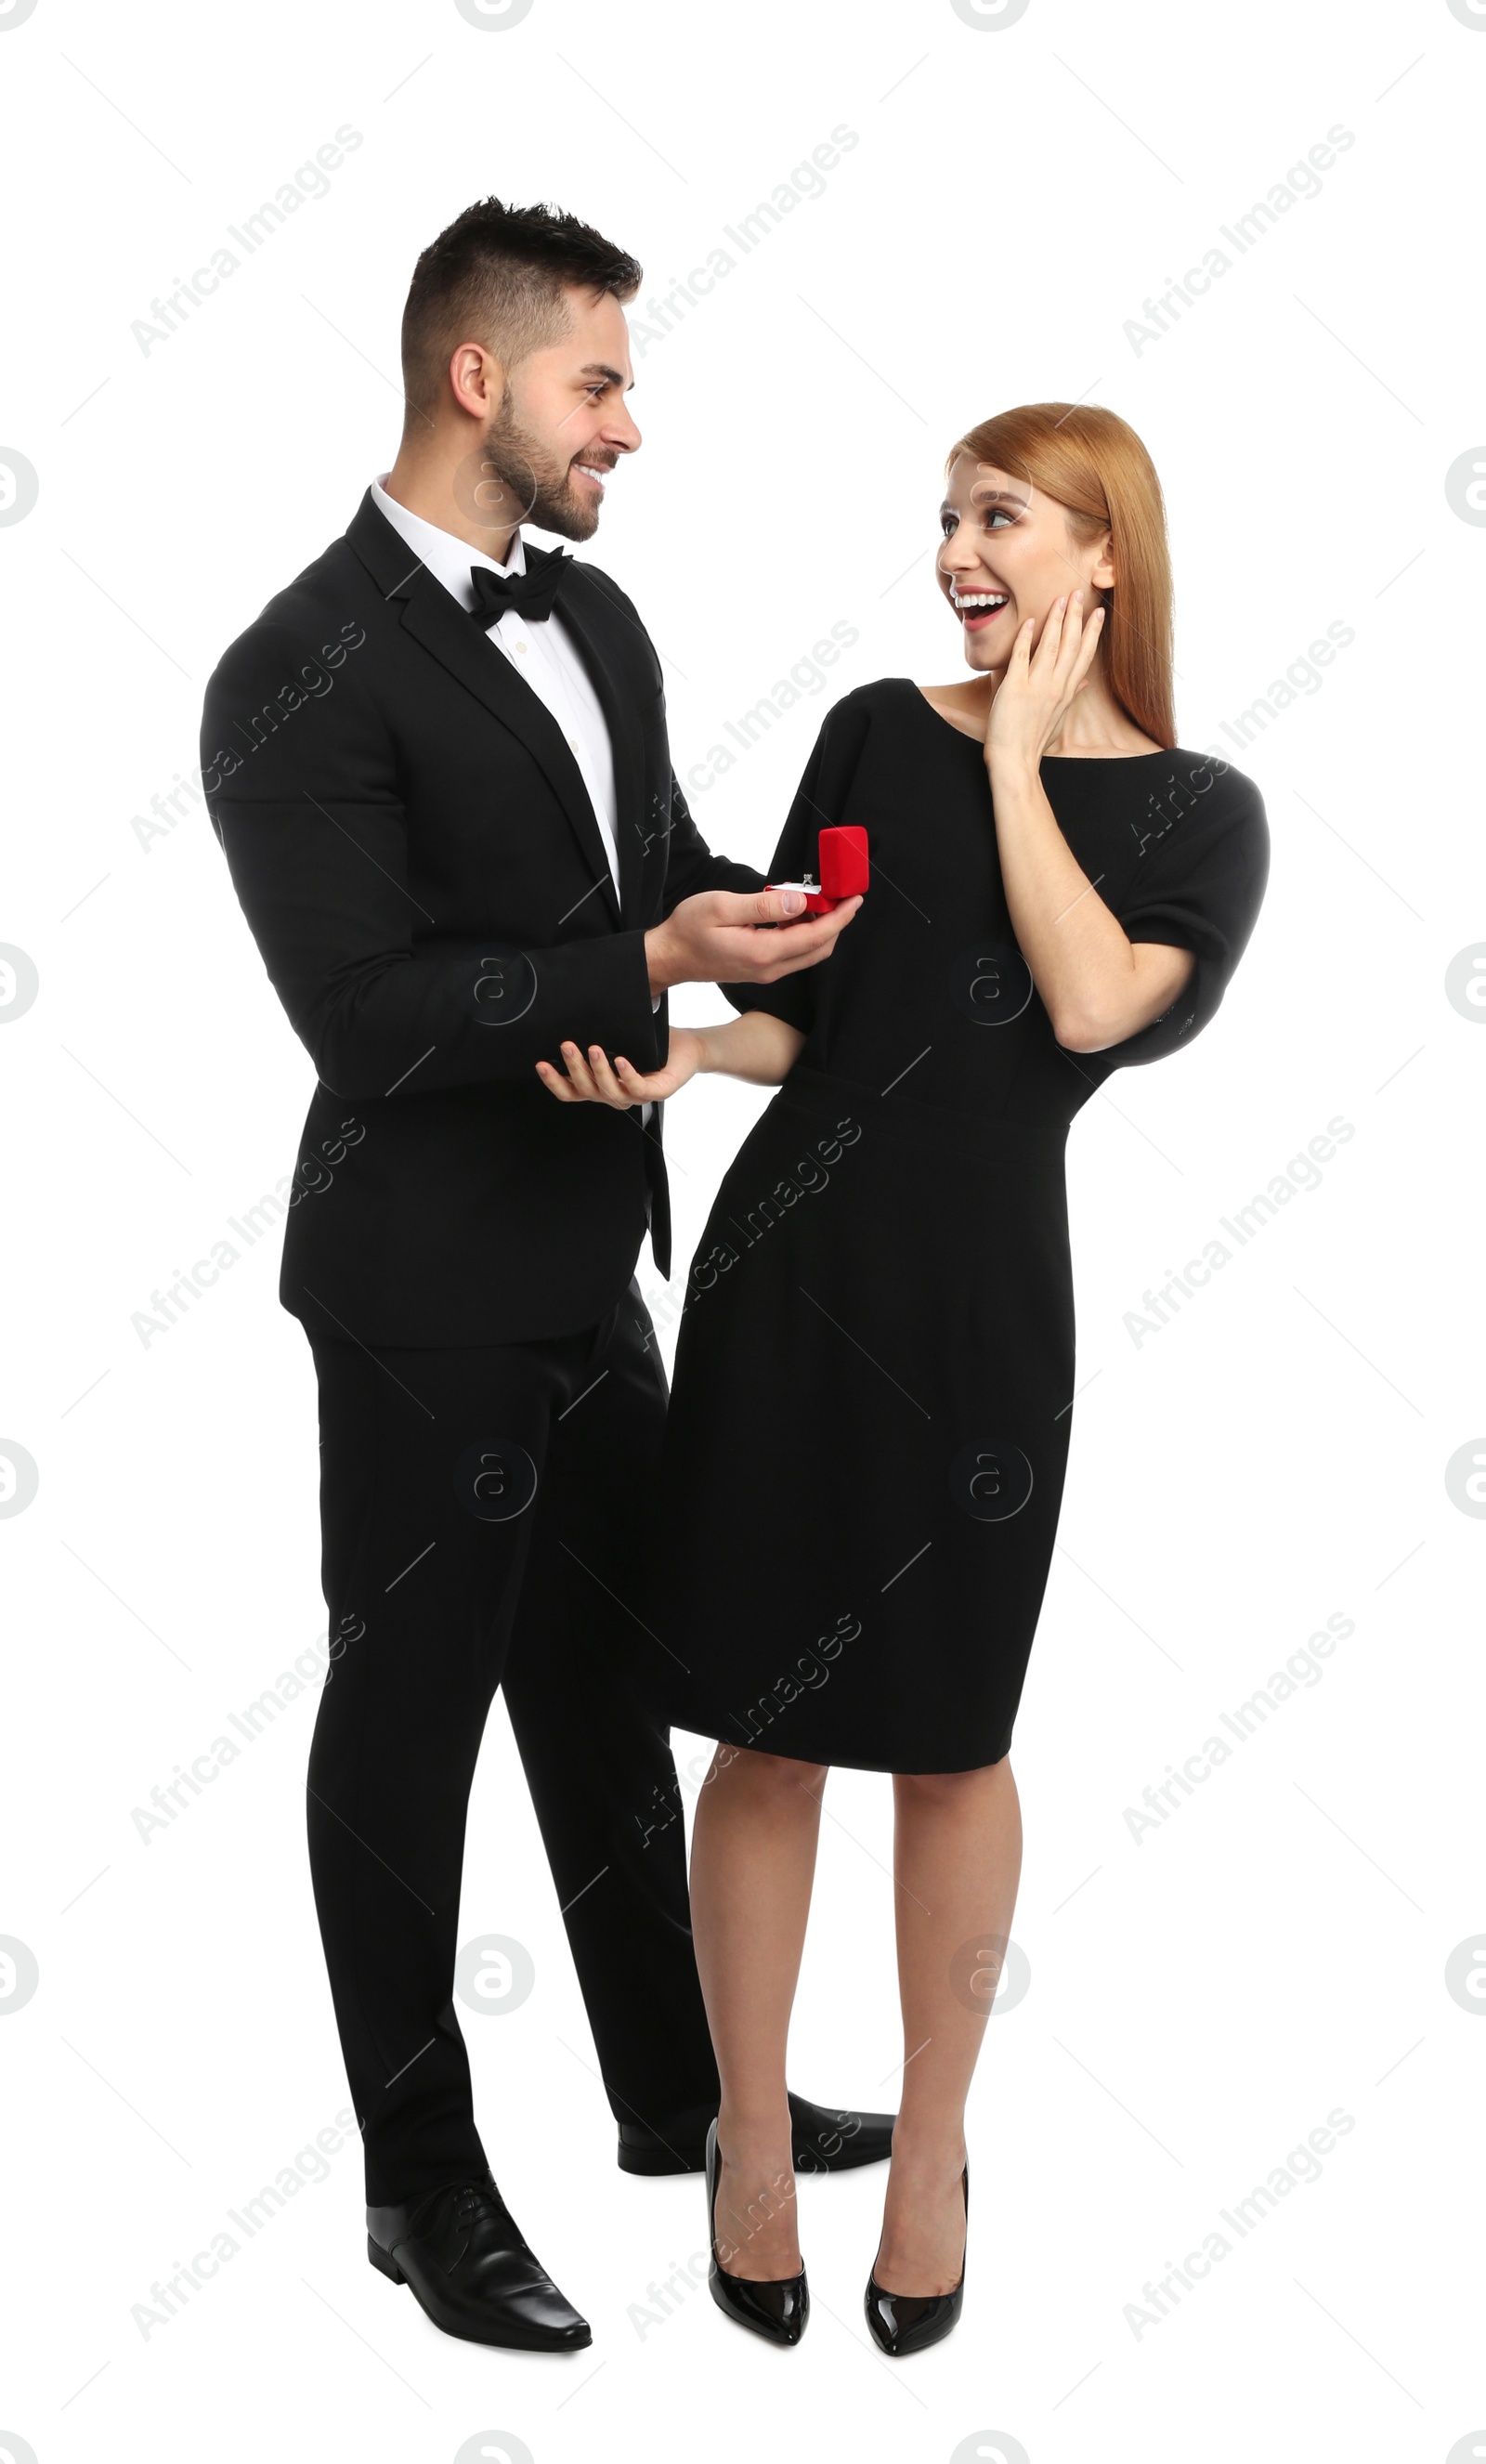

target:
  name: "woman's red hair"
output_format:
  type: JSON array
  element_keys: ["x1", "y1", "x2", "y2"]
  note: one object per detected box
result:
[{"x1": 949, "y1": 403, "x2": 1176, "y2": 750}]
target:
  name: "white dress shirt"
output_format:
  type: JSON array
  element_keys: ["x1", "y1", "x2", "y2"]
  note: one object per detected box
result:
[
  {"x1": 371, "y1": 475, "x2": 659, "y2": 1117},
  {"x1": 372, "y1": 475, "x2": 625, "y2": 897}
]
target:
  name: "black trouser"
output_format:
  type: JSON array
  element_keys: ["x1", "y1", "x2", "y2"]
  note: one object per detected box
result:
[{"x1": 305, "y1": 1280, "x2": 719, "y2": 2204}]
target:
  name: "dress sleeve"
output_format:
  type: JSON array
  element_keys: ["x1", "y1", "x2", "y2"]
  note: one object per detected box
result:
[
  {"x1": 719, "y1": 690, "x2": 872, "y2": 1035},
  {"x1": 1089, "y1": 761, "x2": 1270, "y2": 1074}
]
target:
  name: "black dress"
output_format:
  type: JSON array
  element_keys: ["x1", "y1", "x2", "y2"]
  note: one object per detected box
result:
[{"x1": 655, "y1": 679, "x2": 1269, "y2": 1773}]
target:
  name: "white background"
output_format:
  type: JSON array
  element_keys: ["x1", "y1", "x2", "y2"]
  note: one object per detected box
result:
[{"x1": 2, "y1": 1, "x2": 1482, "y2": 2459}]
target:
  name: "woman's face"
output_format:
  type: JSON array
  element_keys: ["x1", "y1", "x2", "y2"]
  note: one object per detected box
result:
[{"x1": 936, "y1": 451, "x2": 1114, "y2": 673}]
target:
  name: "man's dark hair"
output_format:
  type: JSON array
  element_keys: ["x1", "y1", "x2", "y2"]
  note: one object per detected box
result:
[{"x1": 400, "y1": 198, "x2": 642, "y2": 424}]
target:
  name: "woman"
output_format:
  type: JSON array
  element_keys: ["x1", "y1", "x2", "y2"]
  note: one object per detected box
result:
[{"x1": 537, "y1": 404, "x2": 1269, "y2": 2355}]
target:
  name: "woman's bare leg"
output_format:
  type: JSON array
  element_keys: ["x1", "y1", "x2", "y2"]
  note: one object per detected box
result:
[
  {"x1": 687, "y1": 1742, "x2": 828, "y2": 2279},
  {"x1": 874, "y1": 1756, "x2": 1023, "y2": 2293}
]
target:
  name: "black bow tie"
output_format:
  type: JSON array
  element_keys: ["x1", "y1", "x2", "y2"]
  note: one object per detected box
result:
[{"x1": 467, "y1": 542, "x2": 572, "y2": 628}]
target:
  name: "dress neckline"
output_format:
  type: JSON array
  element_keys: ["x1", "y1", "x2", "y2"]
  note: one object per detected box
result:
[{"x1": 905, "y1": 679, "x2": 1170, "y2": 762}]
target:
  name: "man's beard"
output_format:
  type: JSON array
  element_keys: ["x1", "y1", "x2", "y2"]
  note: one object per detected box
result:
[{"x1": 476, "y1": 391, "x2": 597, "y2": 541}]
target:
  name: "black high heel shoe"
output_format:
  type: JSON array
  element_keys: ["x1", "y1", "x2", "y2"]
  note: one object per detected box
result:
[
  {"x1": 704, "y1": 2117, "x2": 809, "y2": 2345},
  {"x1": 864, "y1": 2158, "x2": 969, "y2": 2357}
]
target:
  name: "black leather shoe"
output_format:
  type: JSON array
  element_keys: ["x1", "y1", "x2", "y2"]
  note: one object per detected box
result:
[
  {"x1": 864, "y1": 2161, "x2": 969, "y2": 2358},
  {"x1": 619, "y1": 2090, "x2": 895, "y2": 2176},
  {"x1": 366, "y1": 2167, "x2": 591, "y2": 2352},
  {"x1": 789, "y1": 2092, "x2": 894, "y2": 2174},
  {"x1": 705, "y1": 2118, "x2": 808, "y2": 2346}
]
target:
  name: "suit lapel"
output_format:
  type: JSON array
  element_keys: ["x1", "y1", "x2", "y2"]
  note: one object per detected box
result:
[
  {"x1": 554, "y1": 576, "x2": 647, "y2": 927},
  {"x1": 345, "y1": 491, "x2": 622, "y2": 927}
]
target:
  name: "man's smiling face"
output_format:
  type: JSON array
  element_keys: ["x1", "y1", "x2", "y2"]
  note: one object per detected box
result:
[{"x1": 476, "y1": 285, "x2": 641, "y2": 541}]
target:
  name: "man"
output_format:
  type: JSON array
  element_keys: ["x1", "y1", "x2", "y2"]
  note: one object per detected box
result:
[{"x1": 201, "y1": 197, "x2": 888, "y2": 2353}]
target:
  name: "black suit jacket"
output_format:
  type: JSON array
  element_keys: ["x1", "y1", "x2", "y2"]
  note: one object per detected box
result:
[{"x1": 201, "y1": 490, "x2": 763, "y2": 1345}]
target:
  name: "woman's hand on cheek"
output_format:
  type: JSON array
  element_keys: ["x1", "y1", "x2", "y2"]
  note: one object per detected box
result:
[{"x1": 984, "y1": 590, "x2": 1105, "y2": 776}]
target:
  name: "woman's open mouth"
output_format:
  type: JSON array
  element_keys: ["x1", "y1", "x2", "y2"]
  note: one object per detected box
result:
[{"x1": 950, "y1": 588, "x2": 1010, "y2": 633}]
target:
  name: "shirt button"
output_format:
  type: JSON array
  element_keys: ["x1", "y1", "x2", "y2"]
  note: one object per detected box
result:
[{"x1": 514, "y1": 638, "x2": 528, "y2": 655}]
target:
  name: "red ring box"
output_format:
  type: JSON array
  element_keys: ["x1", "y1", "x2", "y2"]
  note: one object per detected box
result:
[{"x1": 769, "y1": 825, "x2": 869, "y2": 914}]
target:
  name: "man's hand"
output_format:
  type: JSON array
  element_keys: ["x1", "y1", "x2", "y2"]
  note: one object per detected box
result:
[{"x1": 645, "y1": 886, "x2": 863, "y2": 997}]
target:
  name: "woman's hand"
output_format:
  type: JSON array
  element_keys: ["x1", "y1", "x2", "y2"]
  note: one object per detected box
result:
[
  {"x1": 535, "y1": 1026, "x2": 706, "y2": 1110},
  {"x1": 984, "y1": 589, "x2": 1105, "y2": 776}
]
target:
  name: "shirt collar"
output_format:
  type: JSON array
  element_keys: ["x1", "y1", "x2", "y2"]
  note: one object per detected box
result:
[{"x1": 371, "y1": 473, "x2": 527, "y2": 612}]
